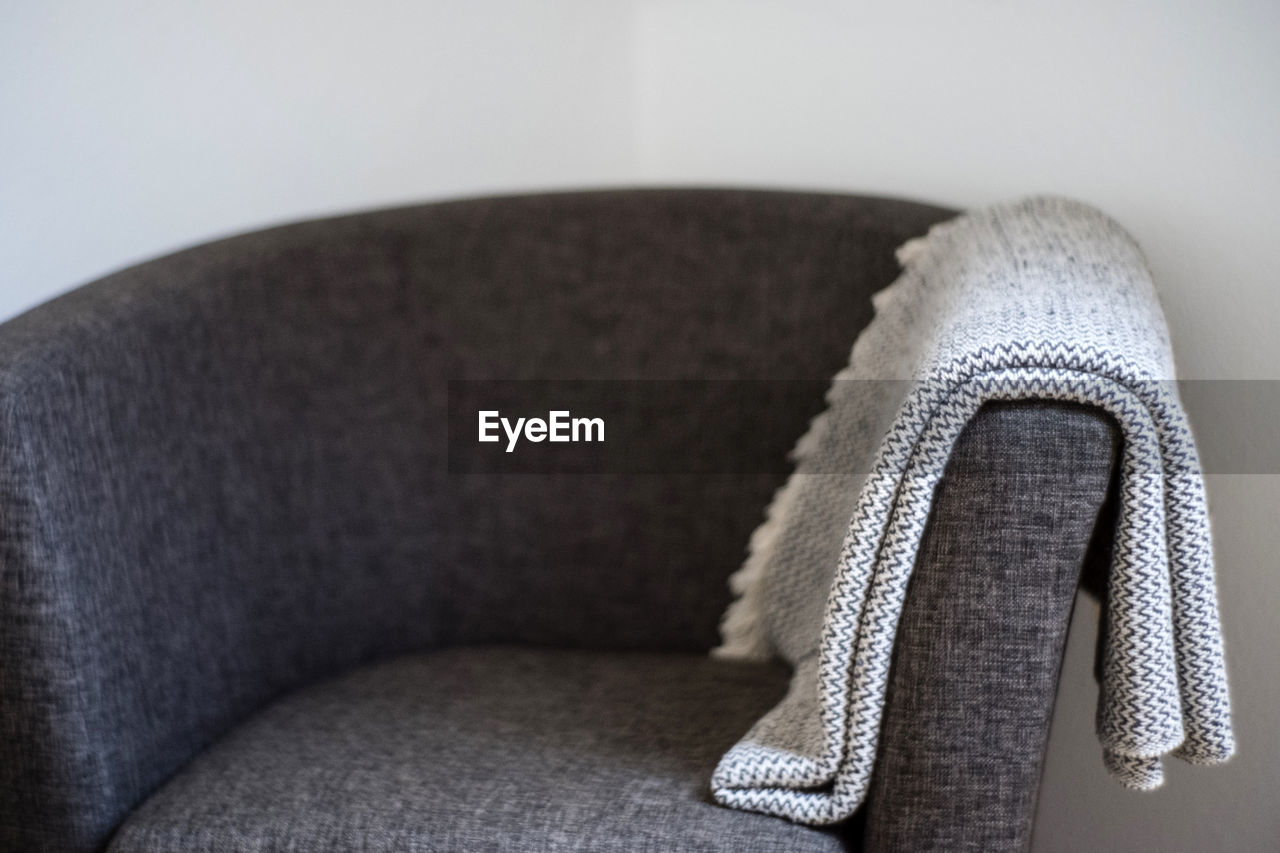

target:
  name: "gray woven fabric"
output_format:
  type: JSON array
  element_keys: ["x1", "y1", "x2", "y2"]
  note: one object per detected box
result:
[
  {"x1": 106, "y1": 648, "x2": 849, "y2": 853},
  {"x1": 714, "y1": 196, "x2": 1234, "y2": 824},
  {"x1": 0, "y1": 190, "x2": 954, "y2": 851},
  {"x1": 88, "y1": 401, "x2": 1112, "y2": 853},
  {"x1": 864, "y1": 401, "x2": 1119, "y2": 852},
  {"x1": 102, "y1": 402, "x2": 1115, "y2": 853}
]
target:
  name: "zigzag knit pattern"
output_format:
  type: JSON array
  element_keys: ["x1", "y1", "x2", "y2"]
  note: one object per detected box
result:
[{"x1": 712, "y1": 196, "x2": 1233, "y2": 825}]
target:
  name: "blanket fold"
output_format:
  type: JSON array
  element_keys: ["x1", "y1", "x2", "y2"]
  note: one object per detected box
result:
[{"x1": 712, "y1": 196, "x2": 1233, "y2": 825}]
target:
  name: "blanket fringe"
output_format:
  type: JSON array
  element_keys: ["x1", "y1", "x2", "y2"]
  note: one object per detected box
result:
[
  {"x1": 713, "y1": 399, "x2": 841, "y2": 660},
  {"x1": 714, "y1": 226, "x2": 944, "y2": 661}
]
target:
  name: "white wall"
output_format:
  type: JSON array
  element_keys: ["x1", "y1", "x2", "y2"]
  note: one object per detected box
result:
[
  {"x1": 634, "y1": 0, "x2": 1280, "y2": 380},
  {"x1": 3, "y1": 2, "x2": 1277, "y2": 850},
  {"x1": 0, "y1": 1, "x2": 637, "y2": 320}
]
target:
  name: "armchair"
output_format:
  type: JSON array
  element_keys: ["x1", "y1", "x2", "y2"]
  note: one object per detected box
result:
[{"x1": 0, "y1": 190, "x2": 1118, "y2": 851}]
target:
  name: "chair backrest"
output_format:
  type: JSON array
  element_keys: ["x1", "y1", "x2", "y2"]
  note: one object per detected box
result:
[{"x1": 380, "y1": 189, "x2": 956, "y2": 651}]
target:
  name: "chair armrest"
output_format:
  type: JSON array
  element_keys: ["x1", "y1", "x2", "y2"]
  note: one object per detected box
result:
[
  {"x1": 861, "y1": 401, "x2": 1120, "y2": 852},
  {"x1": 0, "y1": 215, "x2": 452, "y2": 850}
]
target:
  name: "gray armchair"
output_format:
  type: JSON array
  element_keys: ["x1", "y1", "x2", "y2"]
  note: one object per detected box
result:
[{"x1": 0, "y1": 190, "x2": 1118, "y2": 852}]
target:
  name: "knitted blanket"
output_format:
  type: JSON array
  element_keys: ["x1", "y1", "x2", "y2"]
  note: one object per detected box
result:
[{"x1": 712, "y1": 196, "x2": 1234, "y2": 825}]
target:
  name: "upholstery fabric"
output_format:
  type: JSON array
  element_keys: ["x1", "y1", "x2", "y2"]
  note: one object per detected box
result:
[
  {"x1": 864, "y1": 401, "x2": 1118, "y2": 852},
  {"x1": 106, "y1": 648, "x2": 851, "y2": 853},
  {"x1": 107, "y1": 402, "x2": 1115, "y2": 853},
  {"x1": 713, "y1": 197, "x2": 1232, "y2": 824},
  {"x1": 0, "y1": 190, "x2": 954, "y2": 850}
]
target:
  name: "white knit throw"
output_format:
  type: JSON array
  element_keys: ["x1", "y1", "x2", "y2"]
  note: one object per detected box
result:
[{"x1": 712, "y1": 196, "x2": 1233, "y2": 825}]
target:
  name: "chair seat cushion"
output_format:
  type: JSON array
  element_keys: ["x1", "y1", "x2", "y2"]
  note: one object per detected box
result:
[{"x1": 109, "y1": 647, "x2": 853, "y2": 852}]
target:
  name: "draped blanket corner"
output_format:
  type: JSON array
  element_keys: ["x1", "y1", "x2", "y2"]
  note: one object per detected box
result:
[{"x1": 712, "y1": 195, "x2": 1234, "y2": 826}]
